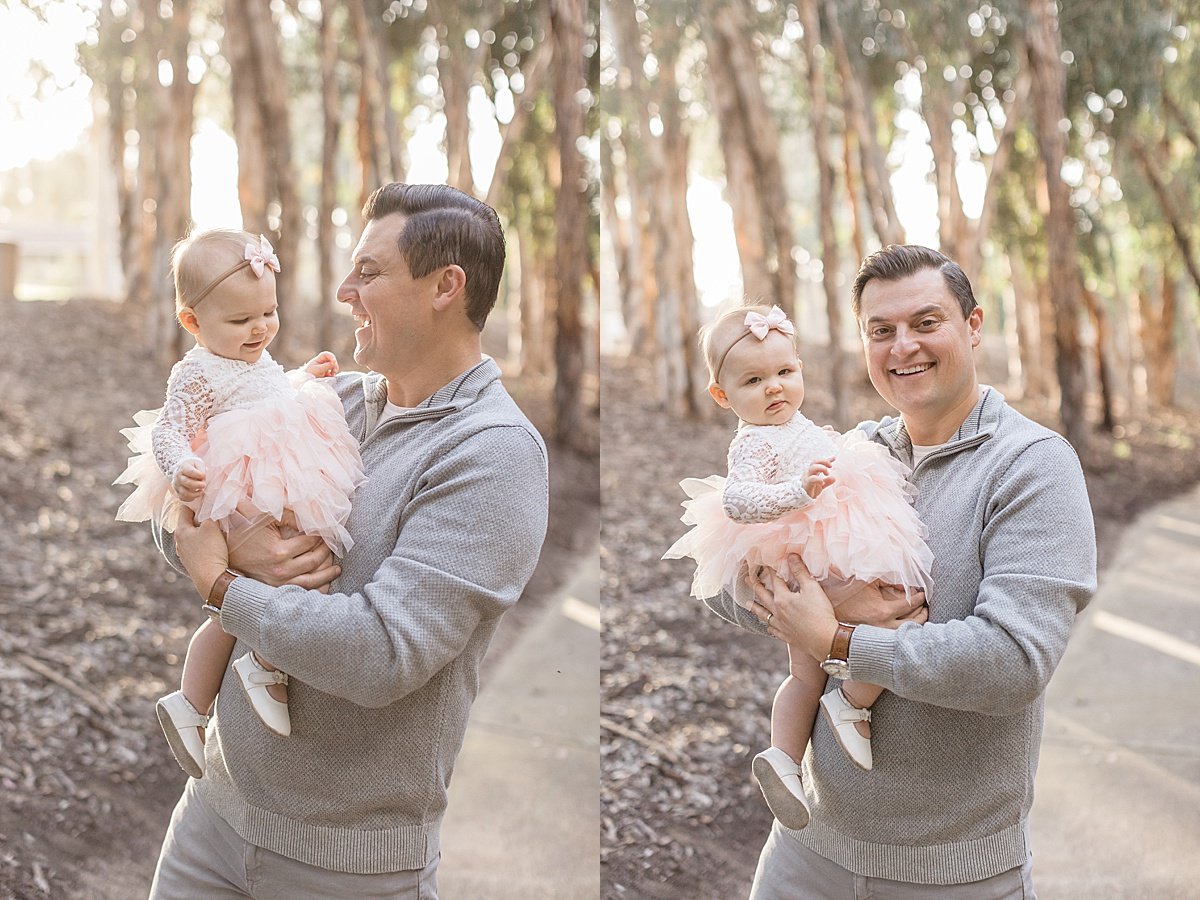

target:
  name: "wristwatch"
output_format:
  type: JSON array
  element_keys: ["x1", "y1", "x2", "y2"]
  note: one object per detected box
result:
[
  {"x1": 820, "y1": 622, "x2": 855, "y2": 678},
  {"x1": 202, "y1": 569, "x2": 239, "y2": 620}
]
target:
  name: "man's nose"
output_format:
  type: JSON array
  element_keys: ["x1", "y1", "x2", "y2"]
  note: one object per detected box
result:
[
  {"x1": 892, "y1": 328, "x2": 919, "y2": 355},
  {"x1": 335, "y1": 275, "x2": 354, "y2": 304}
]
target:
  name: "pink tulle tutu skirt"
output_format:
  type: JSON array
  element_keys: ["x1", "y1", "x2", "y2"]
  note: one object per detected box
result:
[
  {"x1": 664, "y1": 431, "x2": 932, "y2": 606},
  {"x1": 114, "y1": 379, "x2": 365, "y2": 556}
]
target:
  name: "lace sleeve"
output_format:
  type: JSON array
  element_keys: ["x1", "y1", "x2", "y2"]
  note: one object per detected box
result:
[
  {"x1": 723, "y1": 431, "x2": 813, "y2": 524},
  {"x1": 151, "y1": 358, "x2": 215, "y2": 480}
]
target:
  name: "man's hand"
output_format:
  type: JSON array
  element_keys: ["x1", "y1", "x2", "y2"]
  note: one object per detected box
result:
[
  {"x1": 226, "y1": 504, "x2": 340, "y2": 591},
  {"x1": 824, "y1": 574, "x2": 928, "y2": 628},
  {"x1": 174, "y1": 508, "x2": 231, "y2": 602},
  {"x1": 171, "y1": 458, "x2": 206, "y2": 502},
  {"x1": 747, "y1": 555, "x2": 839, "y2": 662}
]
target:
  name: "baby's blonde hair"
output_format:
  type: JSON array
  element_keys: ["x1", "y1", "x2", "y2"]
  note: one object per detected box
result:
[
  {"x1": 171, "y1": 228, "x2": 259, "y2": 312},
  {"x1": 699, "y1": 303, "x2": 794, "y2": 385}
]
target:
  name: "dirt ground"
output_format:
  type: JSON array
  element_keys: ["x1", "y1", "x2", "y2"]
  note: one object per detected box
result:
[
  {"x1": 0, "y1": 298, "x2": 599, "y2": 900},
  {"x1": 599, "y1": 350, "x2": 1200, "y2": 899}
]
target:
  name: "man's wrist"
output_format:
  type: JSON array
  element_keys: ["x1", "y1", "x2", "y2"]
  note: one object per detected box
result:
[
  {"x1": 201, "y1": 568, "x2": 238, "y2": 617},
  {"x1": 820, "y1": 622, "x2": 856, "y2": 677}
]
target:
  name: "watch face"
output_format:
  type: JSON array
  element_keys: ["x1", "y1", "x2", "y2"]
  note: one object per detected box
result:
[{"x1": 821, "y1": 660, "x2": 849, "y2": 679}]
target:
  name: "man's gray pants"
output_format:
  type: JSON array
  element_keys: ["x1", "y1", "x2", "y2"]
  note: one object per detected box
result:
[
  {"x1": 750, "y1": 822, "x2": 1036, "y2": 900},
  {"x1": 148, "y1": 780, "x2": 439, "y2": 899}
]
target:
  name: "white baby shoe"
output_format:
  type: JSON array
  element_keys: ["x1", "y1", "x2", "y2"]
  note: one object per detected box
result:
[
  {"x1": 820, "y1": 688, "x2": 873, "y2": 771},
  {"x1": 232, "y1": 652, "x2": 291, "y2": 736},
  {"x1": 752, "y1": 746, "x2": 811, "y2": 830},
  {"x1": 156, "y1": 691, "x2": 208, "y2": 778}
]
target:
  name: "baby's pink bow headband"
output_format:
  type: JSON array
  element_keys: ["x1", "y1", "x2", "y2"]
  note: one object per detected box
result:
[
  {"x1": 186, "y1": 234, "x2": 281, "y2": 309},
  {"x1": 714, "y1": 305, "x2": 795, "y2": 380}
]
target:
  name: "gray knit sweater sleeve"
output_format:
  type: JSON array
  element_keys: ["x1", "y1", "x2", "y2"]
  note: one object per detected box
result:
[
  {"x1": 850, "y1": 434, "x2": 1096, "y2": 715},
  {"x1": 218, "y1": 424, "x2": 549, "y2": 707}
]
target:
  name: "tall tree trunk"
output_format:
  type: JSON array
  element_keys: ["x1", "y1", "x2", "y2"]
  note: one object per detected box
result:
[
  {"x1": 841, "y1": 127, "x2": 866, "y2": 264},
  {"x1": 703, "y1": 0, "x2": 796, "y2": 316},
  {"x1": 224, "y1": 4, "x2": 268, "y2": 233},
  {"x1": 317, "y1": 0, "x2": 342, "y2": 353},
  {"x1": 601, "y1": 134, "x2": 636, "y2": 343},
  {"x1": 550, "y1": 0, "x2": 587, "y2": 443},
  {"x1": 798, "y1": 0, "x2": 847, "y2": 424},
  {"x1": 1082, "y1": 288, "x2": 1116, "y2": 431},
  {"x1": 1131, "y1": 139, "x2": 1200, "y2": 298},
  {"x1": 607, "y1": 0, "x2": 659, "y2": 356},
  {"x1": 1143, "y1": 270, "x2": 1178, "y2": 408},
  {"x1": 652, "y1": 41, "x2": 705, "y2": 416},
  {"x1": 1023, "y1": 0, "x2": 1088, "y2": 451},
  {"x1": 824, "y1": 0, "x2": 903, "y2": 246},
  {"x1": 1008, "y1": 250, "x2": 1045, "y2": 399},
  {"x1": 485, "y1": 40, "x2": 552, "y2": 208},
  {"x1": 351, "y1": 2, "x2": 387, "y2": 211}
]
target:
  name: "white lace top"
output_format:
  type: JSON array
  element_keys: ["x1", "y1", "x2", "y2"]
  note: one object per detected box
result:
[
  {"x1": 722, "y1": 412, "x2": 838, "y2": 524},
  {"x1": 152, "y1": 347, "x2": 303, "y2": 480}
]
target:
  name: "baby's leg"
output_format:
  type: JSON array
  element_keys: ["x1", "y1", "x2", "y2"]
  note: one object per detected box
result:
[
  {"x1": 753, "y1": 644, "x2": 823, "y2": 830},
  {"x1": 839, "y1": 680, "x2": 884, "y2": 739},
  {"x1": 181, "y1": 618, "x2": 237, "y2": 716},
  {"x1": 770, "y1": 644, "x2": 825, "y2": 762}
]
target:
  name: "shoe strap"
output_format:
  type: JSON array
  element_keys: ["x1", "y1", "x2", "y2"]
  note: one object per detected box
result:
[
  {"x1": 836, "y1": 707, "x2": 871, "y2": 723},
  {"x1": 246, "y1": 669, "x2": 289, "y2": 686}
]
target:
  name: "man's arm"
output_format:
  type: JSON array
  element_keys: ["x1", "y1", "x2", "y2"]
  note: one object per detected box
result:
[
  {"x1": 850, "y1": 436, "x2": 1097, "y2": 715},
  {"x1": 213, "y1": 426, "x2": 549, "y2": 708}
]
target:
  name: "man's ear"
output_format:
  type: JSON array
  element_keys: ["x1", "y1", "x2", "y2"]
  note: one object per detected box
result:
[
  {"x1": 709, "y1": 383, "x2": 732, "y2": 409},
  {"x1": 968, "y1": 306, "x2": 984, "y2": 348},
  {"x1": 177, "y1": 307, "x2": 200, "y2": 336},
  {"x1": 432, "y1": 264, "x2": 468, "y2": 313}
]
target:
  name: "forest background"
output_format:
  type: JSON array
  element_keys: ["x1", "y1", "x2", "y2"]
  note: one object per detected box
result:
[
  {"x1": 600, "y1": 0, "x2": 1200, "y2": 897},
  {"x1": 0, "y1": 0, "x2": 600, "y2": 897}
]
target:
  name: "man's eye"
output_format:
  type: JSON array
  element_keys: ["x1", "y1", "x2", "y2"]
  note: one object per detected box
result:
[{"x1": 918, "y1": 319, "x2": 938, "y2": 329}]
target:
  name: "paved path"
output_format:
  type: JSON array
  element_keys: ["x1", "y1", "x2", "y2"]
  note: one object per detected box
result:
[
  {"x1": 1032, "y1": 483, "x2": 1200, "y2": 898},
  {"x1": 439, "y1": 551, "x2": 600, "y2": 899}
]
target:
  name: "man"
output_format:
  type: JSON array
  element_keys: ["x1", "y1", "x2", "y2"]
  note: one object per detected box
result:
[
  {"x1": 705, "y1": 245, "x2": 1096, "y2": 897},
  {"x1": 150, "y1": 183, "x2": 549, "y2": 898}
]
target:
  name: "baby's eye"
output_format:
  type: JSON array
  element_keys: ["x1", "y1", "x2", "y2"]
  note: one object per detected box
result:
[
  {"x1": 231, "y1": 318, "x2": 249, "y2": 325},
  {"x1": 746, "y1": 376, "x2": 760, "y2": 385},
  {"x1": 778, "y1": 367, "x2": 792, "y2": 376}
]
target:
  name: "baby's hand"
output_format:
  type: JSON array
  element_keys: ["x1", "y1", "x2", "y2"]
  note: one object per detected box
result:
[
  {"x1": 305, "y1": 351, "x2": 339, "y2": 378},
  {"x1": 802, "y1": 457, "x2": 835, "y2": 499},
  {"x1": 172, "y1": 458, "x2": 206, "y2": 502}
]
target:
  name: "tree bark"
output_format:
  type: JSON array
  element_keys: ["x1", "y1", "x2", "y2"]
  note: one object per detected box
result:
[
  {"x1": 351, "y1": 2, "x2": 388, "y2": 210},
  {"x1": 485, "y1": 39, "x2": 553, "y2": 209},
  {"x1": 703, "y1": 0, "x2": 796, "y2": 316},
  {"x1": 1082, "y1": 288, "x2": 1116, "y2": 431},
  {"x1": 798, "y1": 0, "x2": 847, "y2": 424},
  {"x1": 550, "y1": 0, "x2": 587, "y2": 443},
  {"x1": 1023, "y1": 0, "x2": 1088, "y2": 450},
  {"x1": 317, "y1": 0, "x2": 342, "y2": 354},
  {"x1": 824, "y1": 0, "x2": 903, "y2": 247},
  {"x1": 1131, "y1": 138, "x2": 1200, "y2": 299}
]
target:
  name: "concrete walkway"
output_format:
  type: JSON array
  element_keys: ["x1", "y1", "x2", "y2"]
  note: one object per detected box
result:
[
  {"x1": 1032, "y1": 483, "x2": 1200, "y2": 898},
  {"x1": 439, "y1": 552, "x2": 600, "y2": 899}
]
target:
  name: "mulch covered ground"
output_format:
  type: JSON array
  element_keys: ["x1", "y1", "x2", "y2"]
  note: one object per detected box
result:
[
  {"x1": 600, "y1": 348, "x2": 1200, "y2": 899},
  {"x1": 0, "y1": 297, "x2": 598, "y2": 899}
]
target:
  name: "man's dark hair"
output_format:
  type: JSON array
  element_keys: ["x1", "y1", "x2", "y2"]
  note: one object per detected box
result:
[
  {"x1": 362, "y1": 183, "x2": 505, "y2": 330},
  {"x1": 850, "y1": 244, "x2": 978, "y2": 321}
]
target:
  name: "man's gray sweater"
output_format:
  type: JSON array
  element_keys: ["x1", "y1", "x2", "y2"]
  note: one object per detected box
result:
[
  {"x1": 706, "y1": 388, "x2": 1096, "y2": 884},
  {"x1": 185, "y1": 358, "x2": 548, "y2": 874}
]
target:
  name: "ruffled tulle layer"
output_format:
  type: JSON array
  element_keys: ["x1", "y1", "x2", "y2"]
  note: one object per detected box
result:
[
  {"x1": 663, "y1": 430, "x2": 932, "y2": 605},
  {"x1": 114, "y1": 378, "x2": 365, "y2": 556}
]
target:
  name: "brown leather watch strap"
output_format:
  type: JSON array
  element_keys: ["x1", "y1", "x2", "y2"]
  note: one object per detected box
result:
[
  {"x1": 828, "y1": 622, "x2": 855, "y2": 662},
  {"x1": 207, "y1": 569, "x2": 238, "y2": 610}
]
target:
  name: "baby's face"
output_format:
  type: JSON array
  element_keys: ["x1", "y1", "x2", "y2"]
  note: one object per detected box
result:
[
  {"x1": 192, "y1": 268, "x2": 280, "y2": 364},
  {"x1": 710, "y1": 330, "x2": 805, "y2": 426}
]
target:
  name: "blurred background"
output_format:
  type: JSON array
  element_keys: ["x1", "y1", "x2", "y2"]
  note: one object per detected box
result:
[
  {"x1": 599, "y1": 1, "x2": 1200, "y2": 898},
  {"x1": 0, "y1": 1, "x2": 600, "y2": 898}
]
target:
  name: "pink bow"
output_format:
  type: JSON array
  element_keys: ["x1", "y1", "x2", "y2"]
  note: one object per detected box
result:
[
  {"x1": 745, "y1": 306, "x2": 794, "y2": 340},
  {"x1": 244, "y1": 234, "x2": 281, "y2": 277}
]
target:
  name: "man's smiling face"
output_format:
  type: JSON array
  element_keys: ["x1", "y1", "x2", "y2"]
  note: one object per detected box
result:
[{"x1": 858, "y1": 267, "x2": 983, "y2": 439}]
